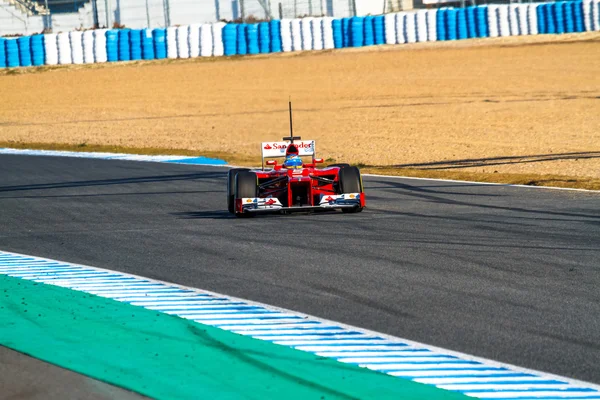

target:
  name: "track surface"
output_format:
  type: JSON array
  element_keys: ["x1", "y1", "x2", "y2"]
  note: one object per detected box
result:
[{"x1": 1, "y1": 154, "x2": 599, "y2": 385}]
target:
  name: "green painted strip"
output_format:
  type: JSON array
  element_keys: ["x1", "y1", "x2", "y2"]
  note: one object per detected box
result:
[{"x1": 0, "y1": 274, "x2": 469, "y2": 400}]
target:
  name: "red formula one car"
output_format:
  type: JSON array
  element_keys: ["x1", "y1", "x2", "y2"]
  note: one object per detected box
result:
[{"x1": 227, "y1": 136, "x2": 366, "y2": 217}]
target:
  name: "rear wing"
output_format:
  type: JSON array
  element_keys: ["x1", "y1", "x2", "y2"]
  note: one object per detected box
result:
[{"x1": 261, "y1": 140, "x2": 315, "y2": 169}]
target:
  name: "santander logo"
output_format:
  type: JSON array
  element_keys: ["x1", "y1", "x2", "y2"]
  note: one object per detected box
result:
[
  {"x1": 264, "y1": 142, "x2": 313, "y2": 151},
  {"x1": 263, "y1": 144, "x2": 272, "y2": 150}
]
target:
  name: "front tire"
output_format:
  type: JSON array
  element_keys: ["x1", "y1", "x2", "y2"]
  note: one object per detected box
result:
[
  {"x1": 234, "y1": 171, "x2": 258, "y2": 217},
  {"x1": 227, "y1": 168, "x2": 249, "y2": 214},
  {"x1": 338, "y1": 166, "x2": 363, "y2": 213}
]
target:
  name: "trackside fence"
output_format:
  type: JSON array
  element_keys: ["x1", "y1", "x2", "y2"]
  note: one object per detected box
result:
[{"x1": 1, "y1": 0, "x2": 599, "y2": 69}]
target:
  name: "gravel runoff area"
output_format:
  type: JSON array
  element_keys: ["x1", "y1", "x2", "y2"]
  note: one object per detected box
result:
[{"x1": 0, "y1": 32, "x2": 598, "y2": 181}]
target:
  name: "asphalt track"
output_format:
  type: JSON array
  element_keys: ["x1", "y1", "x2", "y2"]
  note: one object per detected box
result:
[{"x1": 0, "y1": 154, "x2": 599, "y2": 388}]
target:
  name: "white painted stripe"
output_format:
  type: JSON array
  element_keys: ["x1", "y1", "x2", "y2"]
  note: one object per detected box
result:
[
  {"x1": 1, "y1": 249, "x2": 599, "y2": 399},
  {"x1": 416, "y1": 377, "x2": 564, "y2": 384}
]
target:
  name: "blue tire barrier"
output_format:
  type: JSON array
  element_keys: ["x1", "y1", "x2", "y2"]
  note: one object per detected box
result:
[
  {"x1": 364, "y1": 16, "x2": 375, "y2": 46},
  {"x1": 5, "y1": 39, "x2": 19, "y2": 68},
  {"x1": 555, "y1": 1, "x2": 565, "y2": 34},
  {"x1": 350, "y1": 17, "x2": 365, "y2": 47},
  {"x1": 237, "y1": 24, "x2": 248, "y2": 55},
  {"x1": 374, "y1": 15, "x2": 385, "y2": 45},
  {"x1": 437, "y1": 9, "x2": 447, "y2": 41},
  {"x1": 564, "y1": 1, "x2": 575, "y2": 33},
  {"x1": 31, "y1": 34, "x2": 45, "y2": 66},
  {"x1": 446, "y1": 9, "x2": 458, "y2": 40},
  {"x1": 17, "y1": 36, "x2": 32, "y2": 67},
  {"x1": 0, "y1": 38, "x2": 6, "y2": 68},
  {"x1": 106, "y1": 30, "x2": 119, "y2": 62},
  {"x1": 258, "y1": 22, "x2": 270, "y2": 54},
  {"x1": 546, "y1": 3, "x2": 557, "y2": 34},
  {"x1": 118, "y1": 29, "x2": 131, "y2": 61},
  {"x1": 332, "y1": 19, "x2": 343, "y2": 48},
  {"x1": 574, "y1": 0, "x2": 585, "y2": 32},
  {"x1": 223, "y1": 24, "x2": 237, "y2": 56},
  {"x1": 467, "y1": 7, "x2": 477, "y2": 38},
  {"x1": 476, "y1": 6, "x2": 489, "y2": 37},
  {"x1": 247, "y1": 23, "x2": 259, "y2": 55},
  {"x1": 130, "y1": 29, "x2": 143, "y2": 60},
  {"x1": 142, "y1": 29, "x2": 155, "y2": 60},
  {"x1": 457, "y1": 8, "x2": 469, "y2": 39},
  {"x1": 537, "y1": 4, "x2": 547, "y2": 34},
  {"x1": 269, "y1": 20, "x2": 282, "y2": 52},
  {"x1": 152, "y1": 28, "x2": 166, "y2": 59},
  {"x1": 342, "y1": 17, "x2": 351, "y2": 47}
]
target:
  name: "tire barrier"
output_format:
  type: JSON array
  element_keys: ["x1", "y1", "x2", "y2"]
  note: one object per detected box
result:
[
  {"x1": 213, "y1": 23, "x2": 226, "y2": 56},
  {"x1": 105, "y1": 30, "x2": 118, "y2": 62},
  {"x1": 166, "y1": 27, "x2": 177, "y2": 59},
  {"x1": 4, "y1": 3, "x2": 599, "y2": 70},
  {"x1": 374, "y1": 15, "x2": 386, "y2": 44},
  {"x1": 189, "y1": 24, "x2": 201, "y2": 58},
  {"x1": 82, "y1": 30, "x2": 94, "y2": 64},
  {"x1": 301, "y1": 17, "x2": 313, "y2": 50},
  {"x1": 176, "y1": 26, "x2": 190, "y2": 59},
  {"x1": 57, "y1": 32, "x2": 72, "y2": 65},
  {"x1": 153, "y1": 28, "x2": 167, "y2": 59},
  {"x1": 312, "y1": 18, "x2": 324, "y2": 51},
  {"x1": 0, "y1": 38, "x2": 6, "y2": 68},
  {"x1": 385, "y1": 13, "x2": 397, "y2": 44},
  {"x1": 364, "y1": 16, "x2": 375, "y2": 46},
  {"x1": 130, "y1": 29, "x2": 143, "y2": 61},
  {"x1": 30, "y1": 35, "x2": 45, "y2": 66},
  {"x1": 259, "y1": 22, "x2": 270, "y2": 53},
  {"x1": 201, "y1": 24, "x2": 213, "y2": 57},
  {"x1": 247, "y1": 24, "x2": 259, "y2": 55},
  {"x1": 17, "y1": 36, "x2": 32, "y2": 67},
  {"x1": 118, "y1": 29, "x2": 130, "y2": 61},
  {"x1": 43, "y1": 33, "x2": 58, "y2": 65},
  {"x1": 142, "y1": 29, "x2": 155, "y2": 60},
  {"x1": 269, "y1": 20, "x2": 282, "y2": 52}
]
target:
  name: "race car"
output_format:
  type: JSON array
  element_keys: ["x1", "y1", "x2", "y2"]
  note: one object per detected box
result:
[{"x1": 227, "y1": 136, "x2": 366, "y2": 217}]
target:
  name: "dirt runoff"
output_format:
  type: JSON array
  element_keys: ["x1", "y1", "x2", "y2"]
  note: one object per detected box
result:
[{"x1": 1, "y1": 32, "x2": 599, "y2": 184}]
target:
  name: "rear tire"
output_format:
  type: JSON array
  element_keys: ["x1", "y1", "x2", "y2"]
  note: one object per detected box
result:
[
  {"x1": 338, "y1": 166, "x2": 363, "y2": 213},
  {"x1": 234, "y1": 171, "x2": 258, "y2": 217},
  {"x1": 227, "y1": 168, "x2": 249, "y2": 214}
]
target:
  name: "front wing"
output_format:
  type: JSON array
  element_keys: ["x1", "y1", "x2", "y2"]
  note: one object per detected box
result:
[{"x1": 240, "y1": 193, "x2": 363, "y2": 213}]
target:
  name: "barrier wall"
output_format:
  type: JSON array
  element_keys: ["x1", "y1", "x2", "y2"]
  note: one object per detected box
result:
[{"x1": 2, "y1": 1, "x2": 599, "y2": 69}]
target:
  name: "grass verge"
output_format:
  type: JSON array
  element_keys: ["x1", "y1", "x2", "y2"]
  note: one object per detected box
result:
[{"x1": 2, "y1": 141, "x2": 599, "y2": 191}]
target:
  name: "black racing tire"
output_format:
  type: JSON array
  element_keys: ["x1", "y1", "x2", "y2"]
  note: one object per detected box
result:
[
  {"x1": 227, "y1": 168, "x2": 249, "y2": 214},
  {"x1": 234, "y1": 171, "x2": 258, "y2": 217},
  {"x1": 329, "y1": 163, "x2": 350, "y2": 169},
  {"x1": 338, "y1": 166, "x2": 363, "y2": 213}
]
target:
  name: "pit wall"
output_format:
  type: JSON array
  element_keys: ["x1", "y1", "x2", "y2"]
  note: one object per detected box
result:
[{"x1": 1, "y1": 1, "x2": 599, "y2": 69}]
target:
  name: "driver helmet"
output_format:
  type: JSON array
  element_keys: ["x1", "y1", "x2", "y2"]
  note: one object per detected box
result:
[{"x1": 283, "y1": 145, "x2": 303, "y2": 169}]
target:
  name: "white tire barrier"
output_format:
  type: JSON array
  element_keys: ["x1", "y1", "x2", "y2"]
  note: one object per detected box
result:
[
  {"x1": 280, "y1": 19, "x2": 293, "y2": 52},
  {"x1": 406, "y1": 12, "x2": 417, "y2": 43},
  {"x1": 498, "y1": 5, "x2": 511, "y2": 37},
  {"x1": 57, "y1": 32, "x2": 72, "y2": 65},
  {"x1": 200, "y1": 24, "x2": 213, "y2": 57},
  {"x1": 385, "y1": 13, "x2": 397, "y2": 44},
  {"x1": 427, "y1": 9, "x2": 438, "y2": 41},
  {"x1": 509, "y1": 4, "x2": 520, "y2": 35},
  {"x1": 312, "y1": 18, "x2": 324, "y2": 51},
  {"x1": 322, "y1": 17, "x2": 335, "y2": 49},
  {"x1": 70, "y1": 31, "x2": 84, "y2": 65},
  {"x1": 416, "y1": 10, "x2": 428, "y2": 42},
  {"x1": 189, "y1": 24, "x2": 201, "y2": 58},
  {"x1": 43, "y1": 33, "x2": 58, "y2": 65},
  {"x1": 212, "y1": 23, "x2": 225, "y2": 57},
  {"x1": 82, "y1": 30, "x2": 95, "y2": 64},
  {"x1": 528, "y1": 4, "x2": 539, "y2": 35},
  {"x1": 516, "y1": 4, "x2": 528, "y2": 35},
  {"x1": 301, "y1": 17, "x2": 314, "y2": 50},
  {"x1": 488, "y1": 5, "x2": 500, "y2": 37},
  {"x1": 291, "y1": 18, "x2": 302, "y2": 51},
  {"x1": 94, "y1": 29, "x2": 107, "y2": 63},
  {"x1": 166, "y1": 26, "x2": 178, "y2": 59},
  {"x1": 594, "y1": 0, "x2": 600, "y2": 30},
  {"x1": 177, "y1": 26, "x2": 190, "y2": 58},
  {"x1": 396, "y1": 13, "x2": 407, "y2": 44}
]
